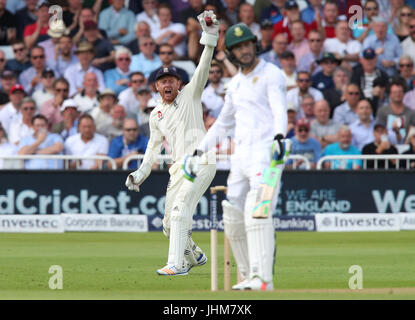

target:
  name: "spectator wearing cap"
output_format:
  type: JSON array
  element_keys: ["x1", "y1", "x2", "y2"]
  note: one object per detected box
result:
[
  {"x1": 0, "y1": 84, "x2": 25, "y2": 134},
  {"x1": 398, "y1": 56, "x2": 415, "y2": 91},
  {"x1": 287, "y1": 21, "x2": 311, "y2": 64},
  {"x1": 126, "y1": 21, "x2": 151, "y2": 55},
  {"x1": 201, "y1": 60, "x2": 225, "y2": 119},
  {"x1": 104, "y1": 47, "x2": 132, "y2": 96},
  {"x1": 5, "y1": 40, "x2": 31, "y2": 77},
  {"x1": 130, "y1": 36, "x2": 162, "y2": 79},
  {"x1": 400, "y1": 127, "x2": 415, "y2": 168},
  {"x1": 260, "y1": 33, "x2": 288, "y2": 68},
  {"x1": 401, "y1": 17, "x2": 415, "y2": 65},
  {"x1": 239, "y1": 3, "x2": 261, "y2": 40},
  {"x1": 0, "y1": 70, "x2": 17, "y2": 105},
  {"x1": 333, "y1": 83, "x2": 362, "y2": 125},
  {"x1": 310, "y1": 99, "x2": 341, "y2": 149},
  {"x1": 38, "y1": 19, "x2": 67, "y2": 62},
  {"x1": 118, "y1": 72, "x2": 147, "y2": 117},
  {"x1": 287, "y1": 118, "x2": 322, "y2": 169},
  {"x1": 136, "y1": 0, "x2": 160, "y2": 35},
  {"x1": 286, "y1": 103, "x2": 298, "y2": 139},
  {"x1": 50, "y1": 34, "x2": 79, "y2": 77},
  {"x1": 260, "y1": 0, "x2": 285, "y2": 26},
  {"x1": 98, "y1": 0, "x2": 136, "y2": 46},
  {"x1": 376, "y1": 79, "x2": 415, "y2": 145},
  {"x1": 8, "y1": 96, "x2": 36, "y2": 145},
  {"x1": 107, "y1": 117, "x2": 149, "y2": 169},
  {"x1": 72, "y1": 72, "x2": 100, "y2": 114},
  {"x1": 98, "y1": 104, "x2": 128, "y2": 141},
  {"x1": 321, "y1": 125, "x2": 362, "y2": 170},
  {"x1": 287, "y1": 71, "x2": 324, "y2": 112},
  {"x1": 351, "y1": 47, "x2": 389, "y2": 100},
  {"x1": 15, "y1": 0, "x2": 40, "y2": 40},
  {"x1": 64, "y1": 41, "x2": 106, "y2": 96},
  {"x1": 148, "y1": 43, "x2": 190, "y2": 86},
  {"x1": 17, "y1": 114, "x2": 64, "y2": 169},
  {"x1": 349, "y1": 99, "x2": 376, "y2": 151},
  {"x1": 362, "y1": 17, "x2": 402, "y2": 77},
  {"x1": 51, "y1": 99, "x2": 80, "y2": 140},
  {"x1": 301, "y1": 0, "x2": 324, "y2": 24},
  {"x1": 80, "y1": 20, "x2": 116, "y2": 72},
  {"x1": 258, "y1": 19, "x2": 274, "y2": 54},
  {"x1": 322, "y1": 66, "x2": 350, "y2": 117},
  {"x1": 312, "y1": 52, "x2": 341, "y2": 92},
  {"x1": 362, "y1": 122, "x2": 399, "y2": 169},
  {"x1": 90, "y1": 89, "x2": 118, "y2": 135},
  {"x1": 32, "y1": 68, "x2": 55, "y2": 109},
  {"x1": 298, "y1": 29, "x2": 324, "y2": 76},
  {"x1": 280, "y1": 51, "x2": 297, "y2": 91},
  {"x1": 323, "y1": 20, "x2": 362, "y2": 70},
  {"x1": 40, "y1": 77, "x2": 70, "y2": 127},
  {"x1": 0, "y1": 0, "x2": 17, "y2": 45},
  {"x1": 23, "y1": 0, "x2": 50, "y2": 49}
]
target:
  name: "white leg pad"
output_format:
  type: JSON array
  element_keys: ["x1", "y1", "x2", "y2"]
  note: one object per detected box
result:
[{"x1": 222, "y1": 199, "x2": 249, "y2": 280}]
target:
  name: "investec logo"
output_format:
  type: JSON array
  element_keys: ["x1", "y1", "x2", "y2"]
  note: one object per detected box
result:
[{"x1": 372, "y1": 190, "x2": 415, "y2": 213}]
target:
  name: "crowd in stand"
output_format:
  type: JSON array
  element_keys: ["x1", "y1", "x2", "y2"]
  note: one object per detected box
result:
[{"x1": 0, "y1": 0, "x2": 415, "y2": 171}]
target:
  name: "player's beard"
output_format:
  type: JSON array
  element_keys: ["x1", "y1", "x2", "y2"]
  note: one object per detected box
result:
[{"x1": 237, "y1": 53, "x2": 256, "y2": 69}]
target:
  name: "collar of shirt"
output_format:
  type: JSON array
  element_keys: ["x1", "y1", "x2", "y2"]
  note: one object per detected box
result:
[
  {"x1": 116, "y1": 67, "x2": 130, "y2": 76},
  {"x1": 239, "y1": 59, "x2": 266, "y2": 78}
]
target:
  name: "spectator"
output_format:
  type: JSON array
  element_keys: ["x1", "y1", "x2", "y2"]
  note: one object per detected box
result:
[
  {"x1": 5, "y1": 41, "x2": 31, "y2": 77},
  {"x1": 0, "y1": 70, "x2": 17, "y2": 105},
  {"x1": 152, "y1": 4, "x2": 186, "y2": 58},
  {"x1": 394, "y1": 5, "x2": 413, "y2": 41},
  {"x1": 315, "y1": 0, "x2": 338, "y2": 39},
  {"x1": 8, "y1": 96, "x2": 36, "y2": 145},
  {"x1": 71, "y1": 7, "x2": 108, "y2": 43},
  {"x1": 134, "y1": 86, "x2": 154, "y2": 127},
  {"x1": 351, "y1": 47, "x2": 389, "y2": 100},
  {"x1": 148, "y1": 43, "x2": 190, "y2": 85},
  {"x1": 51, "y1": 99, "x2": 80, "y2": 141},
  {"x1": 376, "y1": 79, "x2": 415, "y2": 144},
  {"x1": 322, "y1": 66, "x2": 350, "y2": 117},
  {"x1": 287, "y1": 71, "x2": 323, "y2": 112},
  {"x1": 0, "y1": 0, "x2": 16, "y2": 45},
  {"x1": 301, "y1": 0, "x2": 324, "y2": 24},
  {"x1": 0, "y1": 123, "x2": 18, "y2": 169},
  {"x1": 81, "y1": 20, "x2": 116, "y2": 72},
  {"x1": 349, "y1": 99, "x2": 376, "y2": 150},
  {"x1": 335, "y1": 0, "x2": 363, "y2": 21},
  {"x1": 107, "y1": 117, "x2": 149, "y2": 170},
  {"x1": 90, "y1": 88, "x2": 117, "y2": 135},
  {"x1": 126, "y1": 21, "x2": 151, "y2": 55},
  {"x1": 286, "y1": 104, "x2": 298, "y2": 139},
  {"x1": 64, "y1": 41, "x2": 105, "y2": 96},
  {"x1": 323, "y1": 20, "x2": 362, "y2": 70},
  {"x1": 287, "y1": 21, "x2": 311, "y2": 64},
  {"x1": 0, "y1": 84, "x2": 25, "y2": 134},
  {"x1": 64, "y1": 114, "x2": 109, "y2": 170},
  {"x1": 310, "y1": 99, "x2": 341, "y2": 149},
  {"x1": 38, "y1": 19, "x2": 67, "y2": 62},
  {"x1": 333, "y1": 83, "x2": 361, "y2": 125},
  {"x1": 136, "y1": 0, "x2": 160, "y2": 36},
  {"x1": 258, "y1": 19, "x2": 274, "y2": 54},
  {"x1": 260, "y1": 33, "x2": 288, "y2": 68},
  {"x1": 239, "y1": 3, "x2": 261, "y2": 40},
  {"x1": 19, "y1": 46, "x2": 51, "y2": 95},
  {"x1": 98, "y1": 0, "x2": 136, "y2": 46},
  {"x1": 312, "y1": 52, "x2": 341, "y2": 91},
  {"x1": 98, "y1": 104, "x2": 127, "y2": 141},
  {"x1": 260, "y1": 0, "x2": 285, "y2": 25},
  {"x1": 23, "y1": 0, "x2": 50, "y2": 49},
  {"x1": 298, "y1": 29, "x2": 324, "y2": 76},
  {"x1": 362, "y1": 122, "x2": 399, "y2": 169},
  {"x1": 400, "y1": 127, "x2": 415, "y2": 168},
  {"x1": 104, "y1": 47, "x2": 132, "y2": 96},
  {"x1": 288, "y1": 118, "x2": 322, "y2": 169},
  {"x1": 280, "y1": 51, "x2": 297, "y2": 91},
  {"x1": 201, "y1": 60, "x2": 225, "y2": 119},
  {"x1": 223, "y1": 0, "x2": 241, "y2": 25},
  {"x1": 398, "y1": 56, "x2": 415, "y2": 91},
  {"x1": 401, "y1": 17, "x2": 415, "y2": 64},
  {"x1": 130, "y1": 36, "x2": 162, "y2": 79},
  {"x1": 5, "y1": 0, "x2": 25, "y2": 14},
  {"x1": 297, "y1": 94, "x2": 316, "y2": 122},
  {"x1": 15, "y1": 0, "x2": 38, "y2": 40},
  {"x1": 322, "y1": 125, "x2": 362, "y2": 170},
  {"x1": 32, "y1": 68, "x2": 55, "y2": 109},
  {"x1": 17, "y1": 114, "x2": 64, "y2": 169},
  {"x1": 50, "y1": 34, "x2": 79, "y2": 77},
  {"x1": 62, "y1": 0, "x2": 83, "y2": 35},
  {"x1": 369, "y1": 76, "x2": 390, "y2": 116},
  {"x1": 72, "y1": 72, "x2": 100, "y2": 114},
  {"x1": 118, "y1": 71, "x2": 146, "y2": 118},
  {"x1": 40, "y1": 77, "x2": 70, "y2": 127}
]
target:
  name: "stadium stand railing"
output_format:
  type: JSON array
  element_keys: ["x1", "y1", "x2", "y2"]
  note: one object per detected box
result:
[{"x1": 316, "y1": 155, "x2": 415, "y2": 170}]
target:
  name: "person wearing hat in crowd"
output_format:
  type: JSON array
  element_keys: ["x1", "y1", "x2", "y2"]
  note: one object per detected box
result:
[
  {"x1": 351, "y1": 47, "x2": 389, "y2": 100},
  {"x1": 257, "y1": 19, "x2": 274, "y2": 54},
  {"x1": 51, "y1": 98, "x2": 80, "y2": 140},
  {"x1": 40, "y1": 77, "x2": 69, "y2": 127},
  {"x1": 312, "y1": 52, "x2": 341, "y2": 91},
  {"x1": 0, "y1": 84, "x2": 25, "y2": 134},
  {"x1": 8, "y1": 96, "x2": 36, "y2": 145},
  {"x1": 72, "y1": 72, "x2": 100, "y2": 114},
  {"x1": 104, "y1": 47, "x2": 132, "y2": 96},
  {"x1": 310, "y1": 99, "x2": 341, "y2": 149},
  {"x1": 260, "y1": 33, "x2": 288, "y2": 68},
  {"x1": 90, "y1": 88, "x2": 118, "y2": 135},
  {"x1": 362, "y1": 121, "x2": 399, "y2": 169},
  {"x1": 23, "y1": 0, "x2": 51, "y2": 49},
  {"x1": 64, "y1": 41, "x2": 106, "y2": 96},
  {"x1": 279, "y1": 50, "x2": 297, "y2": 91},
  {"x1": 0, "y1": 70, "x2": 17, "y2": 105},
  {"x1": 118, "y1": 71, "x2": 147, "y2": 117},
  {"x1": 32, "y1": 68, "x2": 55, "y2": 109},
  {"x1": 50, "y1": 34, "x2": 79, "y2": 77},
  {"x1": 5, "y1": 40, "x2": 31, "y2": 77}
]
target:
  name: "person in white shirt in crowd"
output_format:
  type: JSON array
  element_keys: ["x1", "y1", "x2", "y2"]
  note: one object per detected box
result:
[
  {"x1": 286, "y1": 71, "x2": 324, "y2": 112},
  {"x1": 0, "y1": 124, "x2": 18, "y2": 169},
  {"x1": 310, "y1": 99, "x2": 341, "y2": 149},
  {"x1": 279, "y1": 50, "x2": 297, "y2": 91},
  {"x1": 51, "y1": 99, "x2": 80, "y2": 141},
  {"x1": 17, "y1": 114, "x2": 64, "y2": 170},
  {"x1": 72, "y1": 72, "x2": 100, "y2": 114},
  {"x1": 333, "y1": 83, "x2": 362, "y2": 125},
  {"x1": 201, "y1": 59, "x2": 226, "y2": 119},
  {"x1": 50, "y1": 34, "x2": 79, "y2": 77},
  {"x1": 238, "y1": 3, "x2": 261, "y2": 40},
  {"x1": 349, "y1": 99, "x2": 376, "y2": 151},
  {"x1": 64, "y1": 41, "x2": 105, "y2": 96},
  {"x1": 32, "y1": 68, "x2": 55, "y2": 110},
  {"x1": 0, "y1": 84, "x2": 25, "y2": 134},
  {"x1": 118, "y1": 71, "x2": 147, "y2": 117},
  {"x1": 136, "y1": 0, "x2": 160, "y2": 36},
  {"x1": 401, "y1": 17, "x2": 415, "y2": 65},
  {"x1": 64, "y1": 113, "x2": 109, "y2": 170},
  {"x1": 90, "y1": 89, "x2": 118, "y2": 135},
  {"x1": 8, "y1": 96, "x2": 36, "y2": 145}
]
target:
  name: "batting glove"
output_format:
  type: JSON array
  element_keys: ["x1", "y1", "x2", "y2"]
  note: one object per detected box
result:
[
  {"x1": 271, "y1": 134, "x2": 292, "y2": 165},
  {"x1": 125, "y1": 165, "x2": 151, "y2": 192},
  {"x1": 182, "y1": 150, "x2": 203, "y2": 182},
  {"x1": 197, "y1": 10, "x2": 219, "y2": 47}
]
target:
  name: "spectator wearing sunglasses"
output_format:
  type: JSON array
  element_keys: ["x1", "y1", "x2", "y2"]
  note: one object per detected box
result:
[
  {"x1": 104, "y1": 47, "x2": 132, "y2": 96},
  {"x1": 32, "y1": 68, "x2": 55, "y2": 109},
  {"x1": 5, "y1": 41, "x2": 32, "y2": 77},
  {"x1": 118, "y1": 71, "x2": 147, "y2": 117},
  {"x1": 130, "y1": 36, "x2": 161, "y2": 78},
  {"x1": 40, "y1": 78, "x2": 70, "y2": 127},
  {"x1": 333, "y1": 83, "x2": 362, "y2": 125},
  {"x1": 8, "y1": 97, "x2": 36, "y2": 145}
]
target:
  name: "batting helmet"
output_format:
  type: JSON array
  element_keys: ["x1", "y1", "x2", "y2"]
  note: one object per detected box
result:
[{"x1": 225, "y1": 23, "x2": 257, "y2": 51}]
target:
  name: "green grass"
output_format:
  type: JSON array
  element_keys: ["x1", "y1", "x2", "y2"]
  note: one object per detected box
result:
[{"x1": 0, "y1": 231, "x2": 414, "y2": 299}]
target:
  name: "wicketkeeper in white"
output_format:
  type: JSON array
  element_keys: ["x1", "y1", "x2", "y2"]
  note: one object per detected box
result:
[
  {"x1": 184, "y1": 23, "x2": 291, "y2": 290},
  {"x1": 125, "y1": 11, "x2": 219, "y2": 276}
]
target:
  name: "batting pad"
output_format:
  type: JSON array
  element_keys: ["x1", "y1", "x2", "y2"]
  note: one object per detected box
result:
[{"x1": 222, "y1": 200, "x2": 249, "y2": 280}]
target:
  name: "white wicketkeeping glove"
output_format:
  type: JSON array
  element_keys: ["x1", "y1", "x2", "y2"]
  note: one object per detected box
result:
[
  {"x1": 197, "y1": 10, "x2": 219, "y2": 47},
  {"x1": 182, "y1": 152, "x2": 202, "y2": 182},
  {"x1": 125, "y1": 164, "x2": 151, "y2": 192}
]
